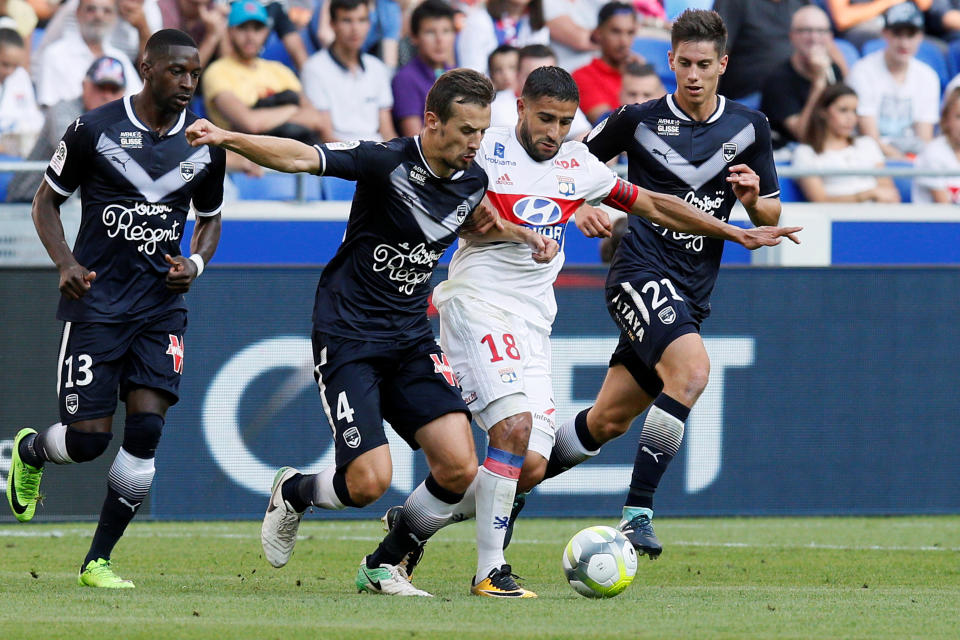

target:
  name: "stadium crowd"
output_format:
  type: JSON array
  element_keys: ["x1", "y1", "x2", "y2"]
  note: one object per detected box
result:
[{"x1": 1, "y1": 0, "x2": 960, "y2": 203}]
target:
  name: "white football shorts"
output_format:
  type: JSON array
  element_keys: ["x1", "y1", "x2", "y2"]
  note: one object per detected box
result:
[{"x1": 438, "y1": 294, "x2": 556, "y2": 459}]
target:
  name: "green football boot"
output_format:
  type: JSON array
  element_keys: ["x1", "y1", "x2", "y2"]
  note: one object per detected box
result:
[
  {"x1": 77, "y1": 559, "x2": 135, "y2": 589},
  {"x1": 7, "y1": 428, "x2": 44, "y2": 522}
]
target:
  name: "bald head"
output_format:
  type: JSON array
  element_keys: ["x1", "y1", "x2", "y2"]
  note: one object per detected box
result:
[{"x1": 790, "y1": 5, "x2": 832, "y2": 61}]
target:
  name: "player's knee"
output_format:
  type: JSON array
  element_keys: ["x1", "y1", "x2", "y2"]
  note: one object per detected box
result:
[
  {"x1": 589, "y1": 406, "x2": 634, "y2": 443},
  {"x1": 670, "y1": 363, "x2": 710, "y2": 405},
  {"x1": 346, "y1": 464, "x2": 391, "y2": 506},
  {"x1": 490, "y1": 413, "x2": 532, "y2": 455},
  {"x1": 121, "y1": 413, "x2": 164, "y2": 459},
  {"x1": 432, "y1": 458, "x2": 477, "y2": 494},
  {"x1": 517, "y1": 456, "x2": 546, "y2": 493},
  {"x1": 64, "y1": 427, "x2": 113, "y2": 463}
]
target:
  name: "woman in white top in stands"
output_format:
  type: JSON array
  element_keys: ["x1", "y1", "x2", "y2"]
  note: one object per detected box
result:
[
  {"x1": 913, "y1": 87, "x2": 960, "y2": 204},
  {"x1": 792, "y1": 83, "x2": 900, "y2": 203}
]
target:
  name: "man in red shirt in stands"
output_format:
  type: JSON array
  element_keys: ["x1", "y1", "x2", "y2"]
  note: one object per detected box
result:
[{"x1": 572, "y1": 1, "x2": 637, "y2": 123}]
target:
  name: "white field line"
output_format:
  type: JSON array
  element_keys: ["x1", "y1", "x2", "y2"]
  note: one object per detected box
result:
[{"x1": 1, "y1": 527, "x2": 958, "y2": 552}]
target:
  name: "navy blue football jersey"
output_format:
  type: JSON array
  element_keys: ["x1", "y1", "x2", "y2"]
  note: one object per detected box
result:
[
  {"x1": 312, "y1": 137, "x2": 487, "y2": 341},
  {"x1": 586, "y1": 94, "x2": 779, "y2": 321},
  {"x1": 44, "y1": 96, "x2": 226, "y2": 323}
]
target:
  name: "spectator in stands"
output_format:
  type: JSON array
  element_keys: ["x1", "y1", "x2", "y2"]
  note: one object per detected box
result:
[
  {"x1": 203, "y1": 1, "x2": 325, "y2": 142},
  {"x1": 912, "y1": 87, "x2": 960, "y2": 202},
  {"x1": 489, "y1": 43, "x2": 592, "y2": 136},
  {"x1": 618, "y1": 60, "x2": 665, "y2": 105},
  {"x1": 713, "y1": 0, "x2": 813, "y2": 101},
  {"x1": 927, "y1": 0, "x2": 960, "y2": 40},
  {"x1": 542, "y1": 0, "x2": 603, "y2": 71},
  {"x1": 572, "y1": 1, "x2": 637, "y2": 123},
  {"x1": 0, "y1": 0, "x2": 37, "y2": 44},
  {"x1": 793, "y1": 83, "x2": 900, "y2": 202},
  {"x1": 313, "y1": 0, "x2": 402, "y2": 69},
  {"x1": 6, "y1": 55, "x2": 125, "y2": 202},
  {"x1": 302, "y1": 0, "x2": 395, "y2": 142},
  {"x1": 826, "y1": 0, "x2": 933, "y2": 49},
  {"x1": 0, "y1": 27, "x2": 41, "y2": 156},
  {"x1": 390, "y1": 0, "x2": 455, "y2": 136},
  {"x1": 457, "y1": 0, "x2": 549, "y2": 72},
  {"x1": 488, "y1": 43, "x2": 519, "y2": 92},
  {"x1": 38, "y1": 0, "x2": 161, "y2": 66},
  {"x1": 848, "y1": 2, "x2": 939, "y2": 157},
  {"x1": 157, "y1": 0, "x2": 228, "y2": 66},
  {"x1": 35, "y1": 0, "x2": 142, "y2": 108},
  {"x1": 761, "y1": 5, "x2": 845, "y2": 150}
]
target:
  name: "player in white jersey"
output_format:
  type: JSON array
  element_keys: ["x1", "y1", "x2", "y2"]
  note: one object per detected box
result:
[{"x1": 381, "y1": 66, "x2": 800, "y2": 597}]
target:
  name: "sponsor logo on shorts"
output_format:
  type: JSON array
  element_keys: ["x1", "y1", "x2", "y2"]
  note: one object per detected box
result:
[
  {"x1": 498, "y1": 368, "x2": 518, "y2": 384},
  {"x1": 343, "y1": 426, "x2": 362, "y2": 448},
  {"x1": 166, "y1": 335, "x2": 185, "y2": 374},
  {"x1": 65, "y1": 393, "x2": 79, "y2": 415},
  {"x1": 658, "y1": 306, "x2": 677, "y2": 325},
  {"x1": 430, "y1": 353, "x2": 457, "y2": 386},
  {"x1": 463, "y1": 391, "x2": 478, "y2": 405}
]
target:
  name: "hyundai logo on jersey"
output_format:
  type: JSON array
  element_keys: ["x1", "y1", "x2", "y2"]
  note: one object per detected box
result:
[{"x1": 513, "y1": 196, "x2": 563, "y2": 225}]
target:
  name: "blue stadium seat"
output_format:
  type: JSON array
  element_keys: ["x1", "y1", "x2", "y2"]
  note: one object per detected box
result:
[
  {"x1": 776, "y1": 173, "x2": 806, "y2": 203},
  {"x1": 834, "y1": 38, "x2": 860, "y2": 70},
  {"x1": 0, "y1": 155, "x2": 19, "y2": 201},
  {"x1": 735, "y1": 92, "x2": 762, "y2": 110},
  {"x1": 861, "y1": 38, "x2": 949, "y2": 89},
  {"x1": 631, "y1": 38, "x2": 675, "y2": 94},
  {"x1": 231, "y1": 173, "x2": 298, "y2": 200},
  {"x1": 948, "y1": 39, "x2": 960, "y2": 79},
  {"x1": 31, "y1": 27, "x2": 44, "y2": 53},
  {"x1": 322, "y1": 176, "x2": 357, "y2": 200},
  {"x1": 261, "y1": 32, "x2": 296, "y2": 72},
  {"x1": 663, "y1": 0, "x2": 711, "y2": 21},
  {"x1": 886, "y1": 160, "x2": 912, "y2": 203}
]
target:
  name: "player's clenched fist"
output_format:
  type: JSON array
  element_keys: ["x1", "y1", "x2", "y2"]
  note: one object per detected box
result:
[
  {"x1": 58, "y1": 263, "x2": 96, "y2": 300},
  {"x1": 164, "y1": 253, "x2": 198, "y2": 293},
  {"x1": 185, "y1": 118, "x2": 225, "y2": 147}
]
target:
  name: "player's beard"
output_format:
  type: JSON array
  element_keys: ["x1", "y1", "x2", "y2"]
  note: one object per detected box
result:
[{"x1": 518, "y1": 121, "x2": 558, "y2": 163}]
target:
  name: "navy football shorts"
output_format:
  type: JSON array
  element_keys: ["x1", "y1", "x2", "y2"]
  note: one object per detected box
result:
[
  {"x1": 56, "y1": 310, "x2": 187, "y2": 423},
  {"x1": 605, "y1": 273, "x2": 700, "y2": 397},
  {"x1": 311, "y1": 329, "x2": 470, "y2": 469}
]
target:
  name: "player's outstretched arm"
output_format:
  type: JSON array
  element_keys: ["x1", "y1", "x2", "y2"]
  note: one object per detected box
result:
[
  {"x1": 32, "y1": 180, "x2": 96, "y2": 299},
  {"x1": 185, "y1": 118, "x2": 320, "y2": 174},
  {"x1": 460, "y1": 200, "x2": 558, "y2": 263},
  {"x1": 632, "y1": 188, "x2": 803, "y2": 250}
]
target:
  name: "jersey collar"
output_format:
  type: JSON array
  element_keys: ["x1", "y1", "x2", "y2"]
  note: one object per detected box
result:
[
  {"x1": 414, "y1": 135, "x2": 464, "y2": 181},
  {"x1": 666, "y1": 93, "x2": 726, "y2": 124},
  {"x1": 123, "y1": 94, "x2": 187, "y2": 137}
]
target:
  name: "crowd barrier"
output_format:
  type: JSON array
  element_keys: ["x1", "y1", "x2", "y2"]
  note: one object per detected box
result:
[{"x1": 1, "y1": 266, "x2": 958, "y2": 521}]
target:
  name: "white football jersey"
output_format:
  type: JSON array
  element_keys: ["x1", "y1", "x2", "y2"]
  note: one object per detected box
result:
[{"x1": 433, "y1": 126, "x2": 618, "y2": 331}]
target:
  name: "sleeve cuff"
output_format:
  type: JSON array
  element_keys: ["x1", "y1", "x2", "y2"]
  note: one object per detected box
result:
[
  {"x1": 194, "y1": 203, "x2": 222, "y2": 217},
  {"x1": 44, "y1": 173, "x2": 74, "y2": 197},
  {"x1": 760, "y1": 190, "x2": 781, "y2": 199},
  {"x1": 314, "y1": 144, "x2": 327, "y2": 176}
]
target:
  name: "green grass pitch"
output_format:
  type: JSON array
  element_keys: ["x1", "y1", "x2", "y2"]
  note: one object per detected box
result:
[{"x1": 1, "y1": 516, "x2": 958, "y2": 639}]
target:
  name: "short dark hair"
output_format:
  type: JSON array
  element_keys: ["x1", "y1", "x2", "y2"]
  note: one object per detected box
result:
[
  {"x1": 522, "y1": 66, "x2": 579, "y2": 104},
  {"x1": 488, "y1": 43, "x2": 518, "y2": 73},
  {"x1": 329, "y1": 0, "x2": 367, "y2": 21},
  {"x1": 411, "y1": 0, "x2": 456, "y2": 36},
  {"x1": 144, "y1": 28, "x2": 198, "y2": 59},
  {"x1": 0, "y1": 27, "x2": 24, "y2": 49},
  {"x1": 597, "y1": 1, "x2": 635, "y2": 27},
  {"x1": 671, "y1": 9, "x2": 727, "y2": 56},
  {"x1": 624, "y1": 61, "x2": 658, "y2": 79},
  {"x1": 425, "y1": 68, "x2": 495, "y2": 122},
  {"x1": 517, "y1": 44, "x2": 556, "y2": 64}
]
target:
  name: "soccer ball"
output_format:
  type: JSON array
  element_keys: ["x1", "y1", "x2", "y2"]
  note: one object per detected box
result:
[{"x1": 562, "y1": 526, "x2": 638, "y2": 599}]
